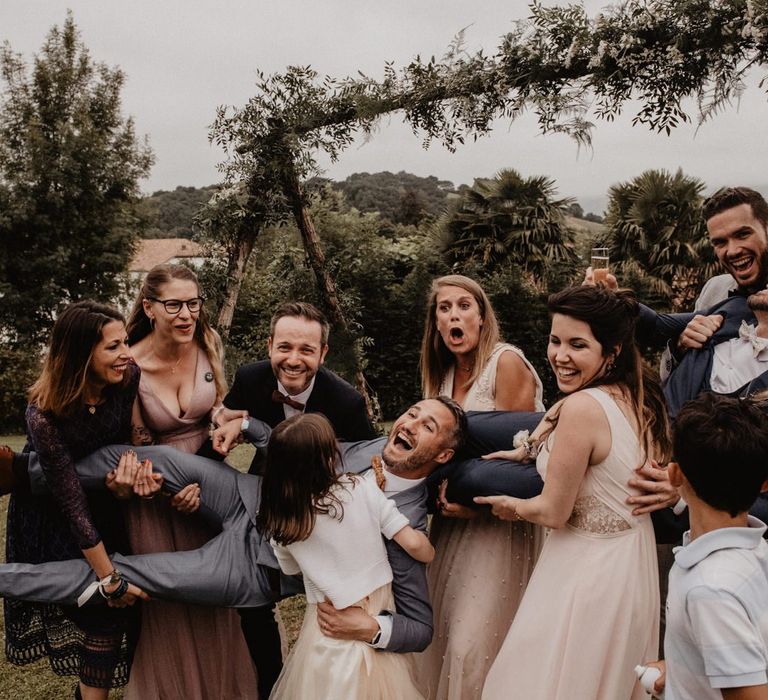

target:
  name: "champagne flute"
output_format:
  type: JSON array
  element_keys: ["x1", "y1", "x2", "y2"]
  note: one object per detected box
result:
[{"x1": 591, "y1": 247, "x2": 610, "y2": 284}]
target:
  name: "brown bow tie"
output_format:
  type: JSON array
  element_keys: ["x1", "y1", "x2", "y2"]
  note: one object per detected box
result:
[{"x1": 272, "y1": 390, "x2": 305, "y2": 411}]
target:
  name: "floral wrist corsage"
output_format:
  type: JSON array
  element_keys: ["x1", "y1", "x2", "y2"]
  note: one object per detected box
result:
[{"x1": 512, "y1": 430, "x2": 540, "y2": 461}]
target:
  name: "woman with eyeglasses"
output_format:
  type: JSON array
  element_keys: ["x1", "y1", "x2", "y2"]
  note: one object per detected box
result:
[{"x1": 122, "y1": 264, "x2": 257, "y2": 699}]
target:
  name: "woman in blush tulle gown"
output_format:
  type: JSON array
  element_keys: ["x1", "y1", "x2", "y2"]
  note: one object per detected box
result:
[
  {"x1": 477, "y1": 285, "x2": 671, "y2": 700},
  {"x1": 415, "y1": 275, "x2": 546, "y2": 699},
  {"x1": 123, "y1": 264, "x2": 257, "y2": 700}
]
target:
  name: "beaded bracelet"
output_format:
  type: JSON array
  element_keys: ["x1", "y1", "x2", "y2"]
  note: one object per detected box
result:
[
  {"x1": 522, "y1": 438, "x2": 541, "y2": 461},
  {"x1": 77, "y1": 568, "x2": 129, "y2": 607},
  {"x1": 98, "y1": 569, "x2": 128, "y2": 600},
  {"x1": 102, "y1": 576, "x2": 129, "y2": 600}
]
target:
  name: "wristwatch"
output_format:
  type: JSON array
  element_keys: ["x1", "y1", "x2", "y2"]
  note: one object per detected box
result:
[{"x1": 240, "y1": 418, "x2": 250, "y2": 434}]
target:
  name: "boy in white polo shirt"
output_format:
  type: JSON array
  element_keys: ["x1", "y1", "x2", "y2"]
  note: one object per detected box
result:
[{"x1": 648, "y1": 393, "x2": 768, "y2": 700}]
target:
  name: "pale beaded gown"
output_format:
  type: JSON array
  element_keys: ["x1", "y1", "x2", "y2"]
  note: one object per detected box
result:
[
  {"x1": 124, "y1": 348, "x2": 258, "y2": 700},
  {"x1": 482, "y1": 388, "x2": 659, "y2": 700},
  {"x1": 414, "y1": 343, "x2": 546, "y2": 699}
]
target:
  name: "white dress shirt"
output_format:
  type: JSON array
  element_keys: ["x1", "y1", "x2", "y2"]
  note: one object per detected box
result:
[
  {"x1": 710, "y1": 323, "x2": 768, "y2": 394},
  {"x1": 371, "y1": 465, "x2": 426, "y2": 649}
]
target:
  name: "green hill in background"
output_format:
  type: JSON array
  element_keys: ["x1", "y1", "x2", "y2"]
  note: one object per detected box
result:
[
  {"x1": 137, "y1": 174, "x2": 602, "y2": 238},
  {"x1": 137, "y1": 185, "x2": 219, "y2": 239}
]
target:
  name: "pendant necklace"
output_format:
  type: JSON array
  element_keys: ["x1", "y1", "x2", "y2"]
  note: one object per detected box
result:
[{"x1": 151, "y1": 335, "x2": 185, "y2": 373}]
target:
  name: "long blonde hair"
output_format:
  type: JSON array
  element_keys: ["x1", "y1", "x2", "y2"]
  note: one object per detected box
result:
[
  {"x1": 419, "y1": 275, "x2": 501, "y2": 398},
  {"x1": 126, "y1": 264, "x2": 226, "y2": 398},
  {"x1": 29, "y1": 301, "x2": 129, "y2": 415}
]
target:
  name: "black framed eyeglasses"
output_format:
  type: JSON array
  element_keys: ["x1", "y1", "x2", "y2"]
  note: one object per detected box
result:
[{"x1": 147, "y1": 297, "x2": 204, "y2": 314}]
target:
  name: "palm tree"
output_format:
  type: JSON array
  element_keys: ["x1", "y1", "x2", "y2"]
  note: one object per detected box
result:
[
  {"x1": 437, "y1": 169, "x2": 577, "y2": 281},
  {"x1": 605, "y1": 169, "x2": 717, "y2": 311}
]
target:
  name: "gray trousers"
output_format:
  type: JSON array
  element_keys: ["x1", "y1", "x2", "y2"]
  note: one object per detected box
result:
[
  {"x1": 2, "y1": 445, "x2": 275, "y2": 608},
  {"x1": 2, "y1": 438, "x2": 387, "y2": 609}
]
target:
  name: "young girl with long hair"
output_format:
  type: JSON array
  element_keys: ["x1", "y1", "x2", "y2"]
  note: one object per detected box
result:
[
  {"x1": 478, "y1": 284, "x2": 671, "y2": 699},
  {"x1": 258, "y1": 413, "x2": 432, "y2": 700}
]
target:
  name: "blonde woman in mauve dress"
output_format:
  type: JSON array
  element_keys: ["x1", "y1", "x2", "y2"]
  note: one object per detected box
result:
[
  {"x1": 414, "y1": 275, "x2": 545, "y2": 699},
  {"x1": 478, "y1": 285, "x2": 671, "y2": 700},
  {"x1": 124, "y1": 264, "x2": 258, "y2": 700}
]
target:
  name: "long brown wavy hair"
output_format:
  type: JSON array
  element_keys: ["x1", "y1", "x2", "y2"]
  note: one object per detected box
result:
[
  {"x1": 419, "y1": 275, "x2": 502, "y2": 398},
  {"x1": 544, "y1": 285, "x2": 671, "y2": 461},
  {"x1": 256, "y1": 413, "x2": 351, "y2": 546},
  {"x1": 28, "y1": 301, "x2": 129, "y2": 416},
  {"x1": 126, "y1": 264, "x2": 226, "y2": 397}
]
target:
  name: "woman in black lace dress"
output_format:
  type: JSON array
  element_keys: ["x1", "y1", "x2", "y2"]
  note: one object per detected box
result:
[{"x1": 5, "y1": 301, "x2": 148, "y2": 700}]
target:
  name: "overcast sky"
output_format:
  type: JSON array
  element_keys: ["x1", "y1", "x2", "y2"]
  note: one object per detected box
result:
[{"x1": 3, "y1": 0, "x2": 767, "y2": 214}]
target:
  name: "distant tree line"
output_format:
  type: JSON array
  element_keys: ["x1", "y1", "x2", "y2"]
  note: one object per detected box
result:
[
  {"x1": 139, "y1": 172, "x2": 604, "y2": 239},
  {"x1": 136, "y1": 185, "x2": 218, "y2": 239}
]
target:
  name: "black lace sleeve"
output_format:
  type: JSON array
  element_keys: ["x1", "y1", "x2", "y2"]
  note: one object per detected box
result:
[{"x1": 25, "y1": 405, "x2": 101, "y2": 550}]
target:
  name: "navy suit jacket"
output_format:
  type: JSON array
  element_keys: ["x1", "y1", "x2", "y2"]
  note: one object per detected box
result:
[
  {"x1": 224, "y1": 361, "x2": 376, "y2": 473},
  {"x1": 637, "y1": 295, "x2": 768, "y2": 542},
  {"x1": 426, "y1": 410, "x2": 545, "y2": 508},
  {"x1": 653, "y1": 295, "x2": 758, "y2": 420}
]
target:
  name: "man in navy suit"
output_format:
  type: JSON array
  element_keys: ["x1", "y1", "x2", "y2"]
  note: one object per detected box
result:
[
  {"x1": 635, "y1": 189, "x2": 768, "y2": 415},
  {"x1": 648, "y1": 187, "x2": 768, "y2": 378},
  {"x1": 213, "y1": 301, "x2": 375, "y2": 473},
  {"x1": 212, "y1": 301, "x2": 375, "y2": 697},
  {"x1": 633, "y1": 188, "x2": 768, "y2": 544}
]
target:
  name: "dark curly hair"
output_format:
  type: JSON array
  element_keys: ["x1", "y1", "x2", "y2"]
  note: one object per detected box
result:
[{"x1": 675, "y1": 393, "x2": 768, "y2": 516}]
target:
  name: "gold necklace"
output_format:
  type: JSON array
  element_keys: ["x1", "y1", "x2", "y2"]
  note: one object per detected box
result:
[
  {"x1": 83, "y1": 395, "x2": 100, "y2": 415},
  {"x1": 150, "y1": 335, "x2": 186, "y2": 374}
]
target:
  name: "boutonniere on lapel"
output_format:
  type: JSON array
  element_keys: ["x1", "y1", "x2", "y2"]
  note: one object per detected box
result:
[{"x1": 204, "y1": 372, "x2": 214, "y2": 382}]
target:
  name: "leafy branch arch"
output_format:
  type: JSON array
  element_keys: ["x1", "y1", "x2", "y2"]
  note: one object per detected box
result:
[{"x1": 200, "y1": 0, "x2": 768, "y2": 408}]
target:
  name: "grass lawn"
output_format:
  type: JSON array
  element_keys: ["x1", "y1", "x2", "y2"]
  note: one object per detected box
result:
[{"x1": 0, "y1": 437, "x2": 305, "y2": 699}]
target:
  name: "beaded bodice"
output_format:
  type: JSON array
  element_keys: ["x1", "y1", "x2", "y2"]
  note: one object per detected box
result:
[{"x1": 537, "y1": 387, "x2": 647, "y2": 535}]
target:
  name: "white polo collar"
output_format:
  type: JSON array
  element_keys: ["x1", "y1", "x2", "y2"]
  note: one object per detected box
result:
[
  {"x1": 674, "y1": 515, "x2": 767, "y2": 570},
  {"x1": 379, "y1": 459, "x2": 426, "y2": 494}
]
